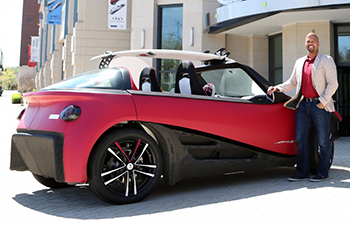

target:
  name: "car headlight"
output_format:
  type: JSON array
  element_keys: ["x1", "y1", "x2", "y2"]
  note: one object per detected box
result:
[{"x1": 60, "y1": 105, "x2": 81, "y2": 122}]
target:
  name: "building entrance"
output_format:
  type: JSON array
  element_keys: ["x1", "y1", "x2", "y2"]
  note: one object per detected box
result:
[{"x1": 335, "y1": 24, "x2": 350, "y2": 136}]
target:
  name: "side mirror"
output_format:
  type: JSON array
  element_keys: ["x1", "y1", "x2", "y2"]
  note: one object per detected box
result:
[{"x1": 266, "y1": 93, "x2": 275, "y2": 103}]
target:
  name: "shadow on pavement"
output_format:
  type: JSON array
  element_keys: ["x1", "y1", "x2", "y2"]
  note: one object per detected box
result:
[{"x1": 12, "y1": 166, "x2": 350, "y2": 220}]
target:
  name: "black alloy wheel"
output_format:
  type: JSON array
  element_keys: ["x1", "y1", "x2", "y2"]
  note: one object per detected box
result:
[{"x1": 88, "y1": 129, "x2": 163, "y2": 204}]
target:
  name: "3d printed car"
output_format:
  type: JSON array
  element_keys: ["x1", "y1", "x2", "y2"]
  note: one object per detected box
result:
[{"x1": 10, "y1": 49, "x2": 341, "y2": 204}]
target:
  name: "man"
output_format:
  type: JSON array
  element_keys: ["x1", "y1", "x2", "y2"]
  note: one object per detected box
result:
[{"x1": 268, "y1": 33, "x2": 338, "y2": 182}]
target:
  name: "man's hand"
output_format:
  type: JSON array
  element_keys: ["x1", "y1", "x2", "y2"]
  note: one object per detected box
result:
[
  {"x1": 317, "y1": 102, "x2": 325, "y2": 109},
  {"x1": 267, "y1": 86, "x2": 279, "y2": 95}
]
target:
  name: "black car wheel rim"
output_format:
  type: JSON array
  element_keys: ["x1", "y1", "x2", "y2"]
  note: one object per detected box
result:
[{"x1": 100, "y1": 138, "x2": 157, "y2": 197}]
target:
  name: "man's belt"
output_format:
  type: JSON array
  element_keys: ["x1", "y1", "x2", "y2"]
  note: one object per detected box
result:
[{"x1": 303, "y1": 97, "x2": 319, "y2": 102}]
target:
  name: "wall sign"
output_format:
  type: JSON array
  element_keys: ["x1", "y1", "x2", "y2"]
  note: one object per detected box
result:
[
  {"x1": 47, "y1": 0, "x2": 63, "y2": 25},
  {"x1": 30, "y1": 36, "x2": 40, "y2": 63},
  {"x1": 108, "y1": 0, "x2": 127, "y2": 30}
]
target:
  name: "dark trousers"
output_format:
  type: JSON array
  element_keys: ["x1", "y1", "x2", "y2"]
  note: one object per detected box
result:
[{"x1": 295, "y1": 100, "x2": 332, "y2": 177}]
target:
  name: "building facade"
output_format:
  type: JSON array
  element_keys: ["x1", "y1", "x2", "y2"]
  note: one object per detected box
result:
[
  {"x1": 18, "y1": 0, "x2": 40, "y2": 90},
  {"x1": 19, "y1": 0, "x2": 40, "y2": 67},
  {"x1": 26, "y1": 0, "x2": 350, "y2": 135}
]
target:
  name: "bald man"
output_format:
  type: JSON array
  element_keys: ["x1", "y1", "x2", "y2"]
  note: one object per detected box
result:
[{"x1": 268, "y1": 33, "x2": 338, "y2": 182}]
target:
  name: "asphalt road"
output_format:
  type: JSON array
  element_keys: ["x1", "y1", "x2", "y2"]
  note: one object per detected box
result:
[{"x1": 1, "y1": 90, "x2": 350, "y2": 225}]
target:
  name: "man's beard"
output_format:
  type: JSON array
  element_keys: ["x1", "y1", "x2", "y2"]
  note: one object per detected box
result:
[{"x1": 308, "y1": 46, "x2": 315, "y2": 52}]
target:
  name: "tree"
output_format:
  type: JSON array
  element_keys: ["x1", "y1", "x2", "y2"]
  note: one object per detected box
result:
[
  {"x1": 18, "y1": 71, "x2": 36, "y2": 93},
  {"x1": 0, "y1": 67, "x2": 18, "y2": 90}
]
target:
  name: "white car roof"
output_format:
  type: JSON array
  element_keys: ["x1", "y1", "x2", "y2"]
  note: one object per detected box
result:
[
  {"x1": 91, "y1": 49, "x2": 234, "y2": 89},
  {"x1": 91, "y1": 49, "x2": 232, "y2": 62}
]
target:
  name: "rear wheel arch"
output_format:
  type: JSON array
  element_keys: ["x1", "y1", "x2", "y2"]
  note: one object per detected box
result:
[
  {"x1": 86, "y1": 122, "x2": 145, "y2": 176},
  {"x1": 90, "y1": 122, "x2": 144, "y2": 156}
]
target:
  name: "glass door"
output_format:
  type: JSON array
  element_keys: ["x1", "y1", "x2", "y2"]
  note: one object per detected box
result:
[
  {"x1": 335, "y1": 24, "x2": 350, "y2": 136},
  {"x1": 157, "y1": 5, "x2": 183, "y2": 92}
]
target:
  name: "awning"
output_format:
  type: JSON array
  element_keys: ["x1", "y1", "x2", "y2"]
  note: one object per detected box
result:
[{"x1": 205, "y1": 0, "x2": 350, "y2": 35}]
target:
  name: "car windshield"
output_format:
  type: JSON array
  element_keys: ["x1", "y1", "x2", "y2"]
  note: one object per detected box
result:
[
  {"x1": 42, "y1": 68, "x2": 125, "y2": 90},
  {"x1": 200, "y1": 68, "x2": 265, "y2": 98}
]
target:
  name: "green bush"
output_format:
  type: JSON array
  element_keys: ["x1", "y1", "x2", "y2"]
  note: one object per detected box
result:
[{"x1": 12, "y1": 93, "x2": 22, "y2": 104}]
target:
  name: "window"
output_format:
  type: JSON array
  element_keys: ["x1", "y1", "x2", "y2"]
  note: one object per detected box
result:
[
  {"x1": 45, "y1": 24, "x2": 48, "y2": 62},
  {"x1": 269, "y1": 33, "x2": 282, "y2": 85},
  {"x1": 336, "y1": 25, "x2": 350, "y2": 65},
  {"x1": 51, "y1": 25, "x2": 56, "y2": 53},
  {"x1": 43, "y1": 68, "x2": 129, "y2": 89},
  {"x1": 201, "y1": 68, "x2": 265, "y2": 98},
  {"x1": 73, "y1": 0, "x2": 78, "y2": 27},
  {"x1": 158, "y1": 5, "x2": 183, "y2": 92}
]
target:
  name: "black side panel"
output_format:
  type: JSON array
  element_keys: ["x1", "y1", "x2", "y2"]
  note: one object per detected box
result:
[
  {"x1": 10, "y1": 132, "x2": 65, "y2": 183},
  {"x1": 145, "y1": 123, "x2": 296, "y2": 185}
]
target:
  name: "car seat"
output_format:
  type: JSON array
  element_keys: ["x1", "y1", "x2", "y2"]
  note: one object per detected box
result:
[
  {"x1": 139, "y1": 67, "x2": 162, "y2": 92},
  {"x1": 175, "y1": 61, "x2": 206, "y2": 95},
  {"x1": 114, "y1": 67, "x2": 138, "y2": 90}
]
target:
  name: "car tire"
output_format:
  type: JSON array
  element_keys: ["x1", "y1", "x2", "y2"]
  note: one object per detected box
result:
[
  {"x1": 88, "y1": 128, "x2": 163, "y2": 204},
  {"x1": 309, "y1": 129, "x2": 334, "y2": 175},
  {"x1": 32, "y1": 173, "x2": 71, "y2": 188}
]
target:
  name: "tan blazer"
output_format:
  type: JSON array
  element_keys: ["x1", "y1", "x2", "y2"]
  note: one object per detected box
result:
[{"x1": 276, "y1": 53, "x2": 338, "y2": 112}]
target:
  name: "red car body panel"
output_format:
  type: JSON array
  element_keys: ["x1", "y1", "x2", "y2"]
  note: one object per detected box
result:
[
  {"x1": 132, "y1": 93, "x2": 298, "y2": 155},
  {"x1": 18, "y1": 91, "x2": 137, "y2": 183}
]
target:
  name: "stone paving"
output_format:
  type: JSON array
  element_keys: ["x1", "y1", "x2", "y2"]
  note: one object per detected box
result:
[{"x1": 1, "y1": 90, "x2": 349, "y2": 225}]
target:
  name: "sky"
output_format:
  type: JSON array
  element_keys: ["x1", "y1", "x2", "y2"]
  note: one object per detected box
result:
[{"x1": 0, "y1": 0, "x2": 24, "y2": 68}]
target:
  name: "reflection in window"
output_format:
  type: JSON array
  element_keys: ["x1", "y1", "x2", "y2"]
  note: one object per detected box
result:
[
  {"x1": 269, "y1": 33, "x2": 283, "y2": 85},
  {"x1": 337, "y1": 25, "x2": 350, "y2": 64},
  {"x1": 201, "y1": 68, "x2": 265, "y2": 98},
  {"x1": 159, "y1": 60, "x2": 180, "y2": 92},
  {"x1": 42, "y1": 68, "x2": 126, "y2": 89},
  {"x1": 158, "y1": 5, "x2": 183, "y2": 92},
  {"x1": 161, "y1": 7, "x2": 182, "y2": 50}
]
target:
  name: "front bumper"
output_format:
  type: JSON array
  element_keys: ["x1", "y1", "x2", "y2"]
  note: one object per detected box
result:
[{"x1": 10, "y1": 131, "x2": 65, "y2": 183}]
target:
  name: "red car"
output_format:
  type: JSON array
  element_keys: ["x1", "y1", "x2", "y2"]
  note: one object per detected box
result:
[{"x1": 10, "y1": 49, "x2": 341, "y2": 204}]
